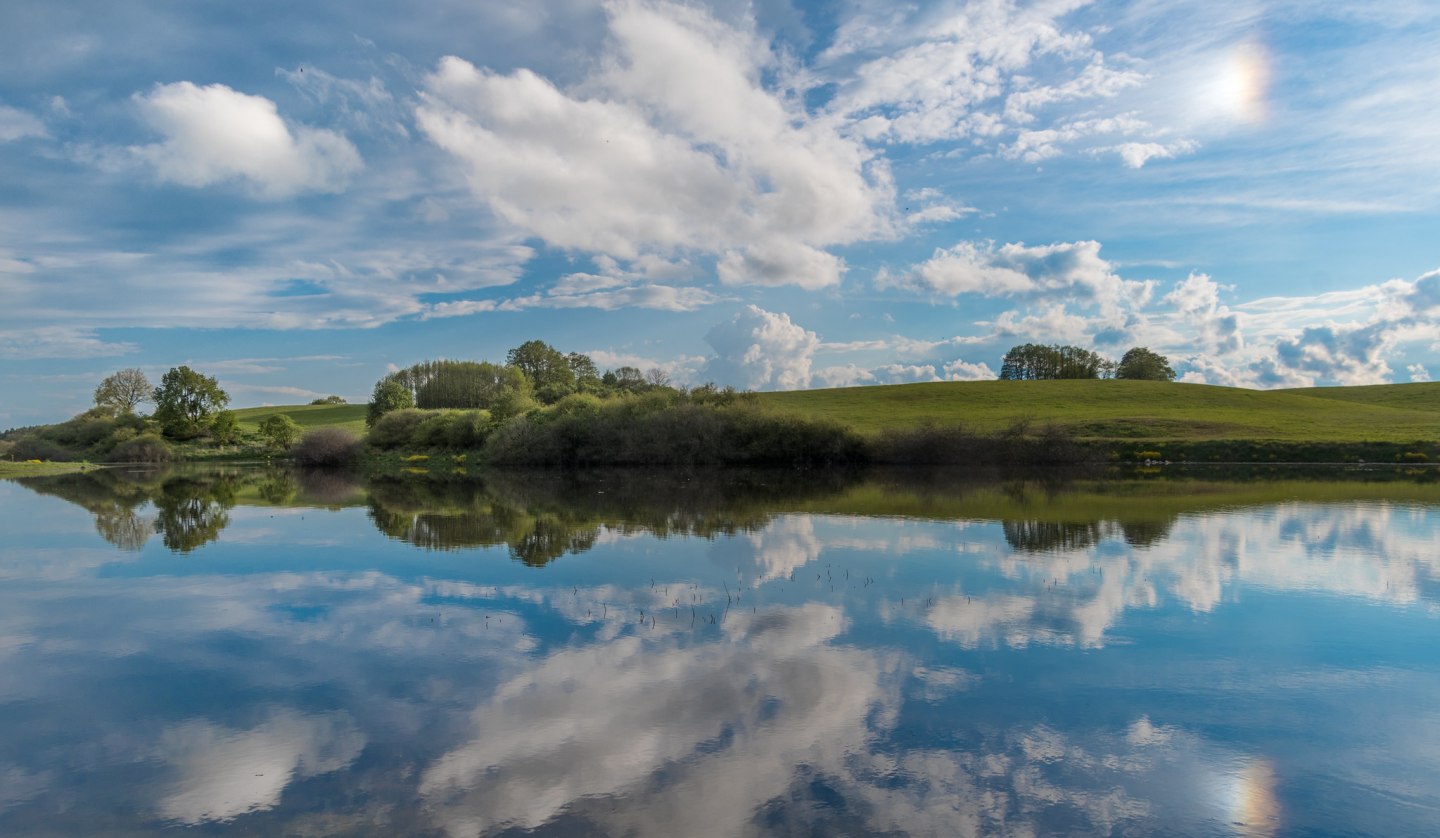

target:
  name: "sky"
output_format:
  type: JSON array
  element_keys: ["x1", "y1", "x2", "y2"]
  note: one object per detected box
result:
[{"x1": 2, "y1": 0, "x2": 1438, "y2": 425}]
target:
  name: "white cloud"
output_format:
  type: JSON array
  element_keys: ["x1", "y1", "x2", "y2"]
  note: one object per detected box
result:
[
  {"x1": 132, "y1": 82, "x2": 362, "y2": 198},
  {"x1": 0, "y1": 326, "x2": 137, "y2": 360},
  {"x1": 717, "y1": 239, "x2": 846, "y2": 290},
  {"x1": 1164, "y1": 272, "x2": 1242, "y2": 354},
  {"x1": 587, "y1": 349, "x2": 705, "y2": 381},
  {"x1": 1408, "y1": 363, "x2": 1431, "y2": 383},
  {"x1": 1103, "y1": 139, "x2": 1199, "y2": 168},
  {"x1": 414, "y1": 1, "x2": 894, "y2": 289},
  {"x1": 0, "y1": 103, "x2": 46, "y2": 142},
  {"x1": 702, "y1": 305, "x2": 818, "y2": 390},
  {"x1": 911, "y1": 240, "x2": 1154, "y2": 316},
  {"x1": 813, "y1": 363, "x2": 876, "y2": 388}
]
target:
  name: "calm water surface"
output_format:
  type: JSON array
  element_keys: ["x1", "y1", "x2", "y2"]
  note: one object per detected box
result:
[{"x1": 2, "y1": 465, "x2": 1438, "y2": 836}]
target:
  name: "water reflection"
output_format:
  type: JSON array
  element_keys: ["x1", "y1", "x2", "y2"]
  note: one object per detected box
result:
[{"x1": 2, "y1": 466, "x2": 1438, "y2": 834}]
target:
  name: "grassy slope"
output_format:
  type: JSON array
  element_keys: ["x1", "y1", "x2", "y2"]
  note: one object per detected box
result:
[
  {"x1": 227, "y1": 381, "x2": 1440, "y2": 447},
  {"x1": 232, "y1": 404, "x2": 368, "y2": 435},
  {"x1": 1283, "y1": 382, "x2": 1440, "y2": 412},
  {"x1": 757, "y1": 380, "x2": 1440, "y2": 442}
]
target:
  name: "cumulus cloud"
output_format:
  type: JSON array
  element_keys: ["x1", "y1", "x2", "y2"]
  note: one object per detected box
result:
[
  {"x1": 702, "y1": 305, "x2": 819, "y2": 390},
  {"x1": 1253, "y1": 322, "x2": 1396, "y2": 387},
  {"x1": 0, "y1": 103, "x2": 47, "y2": 142},
  {"x1": 132, "y1": 82, "x2": 362, "y2": 197},
  {"x1": 911, "y1": 240, "x2": 1154, "y2": 316},
  {"x1": 1408, "y1": 363, "x2": 1431, "y2": 382},
  {"x1": 1164, "y1": 272, "x2": 1242, "y2": 355},
  {"x1": 414, "y1": 1, "x2": 894, "y2": 291}
]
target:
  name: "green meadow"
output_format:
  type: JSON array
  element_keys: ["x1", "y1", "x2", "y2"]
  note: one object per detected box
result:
[
  {"x1": 143, "y1": 380, "x2": 1440, "y2": 465},
  {"x1": 754, "y1": 380, "x2": 1440, "y2": 442},
  {"x1": 231, "y1": 403, "x2": 369, "y2": 435}
]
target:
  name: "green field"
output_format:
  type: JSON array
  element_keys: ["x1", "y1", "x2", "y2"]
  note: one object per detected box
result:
[
  {"x1": 231, "y1": 403, "x2": 368, "y2": 435},
  {"x1": 225, "y1": 381, "x2": 1440, "y2": 448},
  {"x1": 756, "y1": 380, "x2": 1440, "y2": 442}
]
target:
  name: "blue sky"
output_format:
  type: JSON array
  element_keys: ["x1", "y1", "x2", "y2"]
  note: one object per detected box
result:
[{"x1": 2, "y1": 0, "x2": 1438, "y2": 425}]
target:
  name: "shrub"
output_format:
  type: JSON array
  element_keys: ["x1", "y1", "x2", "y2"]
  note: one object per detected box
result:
[
  {"x1": 368, "y1": 409, "x2": 437, "y2": 450},
  {"x1": 1135, "y1": 450, "x2": 1163, "y2": 461},
  {"x1": 1401, "y1": 451, "x2": 1430, "y2": 462},
  {"x1": 291, "y1": 428, "x2": 363, "y2": 466},
  {"x1": 258, "y1": 414, "x2": 301, "y2": 450},
  {"x1": 107, "y1": 433, "x2": 174, "y2": 463},
  {"x1": 413, "y1": 411, "x2": 462, "y2": 448},
  {"x1": 10, "y1": 436, "x2": 78, "y2": 462},
  {"x1": 447, "y1": 410, "x2": 493, "y2": 448}
]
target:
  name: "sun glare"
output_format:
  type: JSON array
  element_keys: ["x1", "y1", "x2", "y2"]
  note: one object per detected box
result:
[{"x1": 1203, "y1": 41, "x2": 1271, "y2": 126}]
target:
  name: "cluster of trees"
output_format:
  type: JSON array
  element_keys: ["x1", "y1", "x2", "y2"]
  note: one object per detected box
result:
[
  {"x1": 367, "y1": 340, "x2": 674, "y2": 426},
  {"x1": 998, "y1": 344, "x2": 1175, "y2": 381}
]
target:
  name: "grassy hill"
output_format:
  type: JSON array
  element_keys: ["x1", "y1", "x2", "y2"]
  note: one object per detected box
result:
[
  {"x1": 756, "y1": 380, "x2": 1440, "y2": 442},
  {"x1": 228, "y1": 381, "x2": 1440, "y2": 449},
  {"x1": 231, "y1": 403, "x2": 368, "y2": 435}
]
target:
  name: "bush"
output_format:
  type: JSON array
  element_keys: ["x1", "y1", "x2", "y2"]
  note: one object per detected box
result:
[
  {"x1": 11, "y1": 436, "x2": 79, "y2": 462},
  {"x1": 107, "y1": 433, "x2": 174, "y2": 463},
  {"x1": 292, "y1": 428, "x2": 363, "y2": 466},
  {"x1": 258, "y1": 414, "x2": 301, "y2": 450},
  {"x1": 1401, "y1": 451, "x2": 1430, "y2": 462},
  {"x1": 310, "y1": 395, "x2": 347, "y2": 405},
  {"x1": 447, "y1": 410, "x2": 493, "y2": 448},
  {"x1": 413, "y1": 411, "x2": 462, "y2": 448},
  {"x1": 368, "y1": 409, "x2": 438, "y2": 450}
]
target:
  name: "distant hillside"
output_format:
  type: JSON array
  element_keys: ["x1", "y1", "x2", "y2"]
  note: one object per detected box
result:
[
  {"x1": 755, "y1": 380, "x2": 1440, "y2": 442},
  {"x1": 229, "y1": 381, "x2": 1440, "y2": 446},
  {"x1": 231, "y1": 404, "x2": 368, "y2": 435},
  {"x1": 1282, "y1": 382, "x2": 1440, "y2": 413}
]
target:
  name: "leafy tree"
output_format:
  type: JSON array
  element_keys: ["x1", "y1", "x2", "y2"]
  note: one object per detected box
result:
[
  {"x1": 506, "y1": 340, "x2": 576, "y2": 403},
  {"x1": 210, "y1": 410, "x2": 240, "y2": 445},
  {"x1": 605, "y1": 366, "x2": 648, "y2": 394},
  {"x1": 368, "y1": 376, "x2": 415, "y2": 426},
  {"x1": 153, "y1": 366, "x2": 229, "y2": 439},
  {"x1": 310, "y1": 395, "x2": 347, "y2": 405},
  {"x1": 258, "y1": 414, "x2": 301, "y2": 450},
  {"x1": 568, "y1": 352, "x2": 602, "y2": 392},
  {"x1": 998, "y1": 344, "x2": 1110, "y2": 380},
  {"x1": 94, "y1": 368, "x2": 152, "y2": 414},
  {"x1": 1115, "y1": 347, "x2": 1176, "y2": 381}
]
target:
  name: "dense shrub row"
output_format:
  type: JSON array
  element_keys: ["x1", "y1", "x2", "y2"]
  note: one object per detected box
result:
[
  {"x1": 3, "y1": 409, "x2": 174, "y2": 463},
  {"x1": 359, "y1": 392, "x2": 1101, "y2": 468}
]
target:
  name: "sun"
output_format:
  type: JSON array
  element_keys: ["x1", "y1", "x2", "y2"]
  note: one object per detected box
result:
[{"x1": 1204, "y1": 41, "x2": 1271, "y2": 126}]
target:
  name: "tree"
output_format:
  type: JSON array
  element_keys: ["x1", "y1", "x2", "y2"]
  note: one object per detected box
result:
[
  {"x1": 210, "y1": 410, "x2": 240, "y2": 445},
  {"x1": 258, "y1": 414, "x2": 301, "y2": 450},
  {"x1": 568, "y1": 352, "x2": 602, "y2": 392},
  {"x1": 94, "y1": 368, "x2": 152, "y2": 414},
  {"x1": 153, "y1": 366, "x2": 229, "y2": 439},
  {"x1": 998, "y1": 344, "x2": 1109, "y2": 380},
  {"x1": 506, "y1": 340, "x2": 576, "y2": 403},
  {"x1": 1116, "y1": 347, "x2": 1176, "y2": 381},
  {"x1": 606, "y1": 366, "x2": 648, "y2": 394},
  {"x1": 310, "y1": 395, "x2": 347, "y2": 405},
  {"x1": 368, "y1": 376, "x2": 415, "y2": 426}
]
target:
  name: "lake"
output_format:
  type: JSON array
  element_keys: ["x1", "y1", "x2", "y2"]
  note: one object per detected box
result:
[{"x1": 2, "y1": 464, "x2": 1438, "y2": 836}]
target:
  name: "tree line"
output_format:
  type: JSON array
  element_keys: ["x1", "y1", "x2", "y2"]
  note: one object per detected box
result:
[
  {"x1": 997, "y1": 344, "x2": 1175, "y2": 381},
  {"x1": 366, "y1": 340, "x2": 677, "y2": 426}
]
